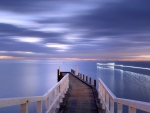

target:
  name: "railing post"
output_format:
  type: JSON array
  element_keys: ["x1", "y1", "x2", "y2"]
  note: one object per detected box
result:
[
  {"x1": 62, "y1": 81, "x2": 65, "y2": 97},
  {"x1": 117, "y1": 103, "x2": 122, "y2": 113},
  {"x1": 99, "y1": 82, "x2": 102, "y2": 96},
  {"x1": 52, "y1": 91, "x2": 55, "y2": 112},
  {"x1": 59, "y1": 84, "x2": 62, "y2": 103},
  {"x1": 67, "y1": 75, "x2": 69, "y2": 89},
  {"x1": 59, "y1": 66, "x2": 60, "y2": 76},
  {"x1": 110, "y1": 98, "x2": 114, "y2": 113},
  {"x1": 56, "y1": 86, "x2": 59, "y2": 108},
  {"x1": 94, "y1": 80, "x2": 96, "y2": 87},
  {"x1": 45, "y1": 97, "x2": 50, "y2": 111},
  {"x1": 106, "y1": 93, "x2": 109, "y2": 109},
  {"x1": 36, "y1": 101, "x2": 42, "y2": 113},
  {"x1": 102, "y1": 87, "x2": 105, "y2": 109},
  {"x1": 83, "y1": 75, "x2": 84, "y2": 80},
  {"x1": 89, "y1": 77, "x2": 92, "y2": 84},
  {"x1": 76, "y1": 66, "x2": 78, "y2": 76},
  {"x1": 20, "y1": 103, "x2": 28, "y2": 113},
  {"x1": 98, "y1": 82, "x2": 101, "y2": 99},
  {"x1": 129, "y1": 107, "x2": 136, "y2": 113},
  {"x1": 65, "y1": 78, "x2": 68, "y2": 92},
  {"x1": 86, "y1": 76, "x2": 88, "y2": 82}
]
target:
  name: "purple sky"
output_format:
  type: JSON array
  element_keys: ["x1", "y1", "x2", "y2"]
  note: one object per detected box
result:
[{"x1": 0, "y1": 0, "x2": 150, "y2": 61}]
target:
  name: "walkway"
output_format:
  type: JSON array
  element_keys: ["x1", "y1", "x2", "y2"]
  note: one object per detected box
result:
[{"x1": 63, "y1": 74, "x2": 99, "y2": 113}]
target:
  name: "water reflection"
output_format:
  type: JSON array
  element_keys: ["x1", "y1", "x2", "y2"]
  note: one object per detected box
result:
[{"x1": 97, "y1": 63, "x2": 150, "y2": 103}]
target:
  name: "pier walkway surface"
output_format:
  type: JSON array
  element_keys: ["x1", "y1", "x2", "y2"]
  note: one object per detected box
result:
[
  {"x1": 62, "y1": 74, "x2": 99, "y2": 113},
  {"x1": 1, "y1": 69, "x2": 149, "y2": 113}
]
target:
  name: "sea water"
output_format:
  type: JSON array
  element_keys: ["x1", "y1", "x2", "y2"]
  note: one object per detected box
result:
[{"x1": 0, "y1": 60, "x2": 150, "y2": 113}]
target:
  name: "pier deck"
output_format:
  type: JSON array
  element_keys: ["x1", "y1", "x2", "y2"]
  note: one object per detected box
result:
[{"x1": 63, "y1": 74, "x2": 99, "y2": 113}]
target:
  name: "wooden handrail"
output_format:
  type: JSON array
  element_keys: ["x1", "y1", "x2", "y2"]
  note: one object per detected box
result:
[
  {"x1": 98, "y1": 78, "x2": 150, "y2": 112},
  {"x1": 0, "y1": 73, "x2": 69, "y2": 113}
]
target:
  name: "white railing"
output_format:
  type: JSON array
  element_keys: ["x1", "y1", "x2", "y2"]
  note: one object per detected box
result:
[
  {"x1": 0, "y1": 73, "x2": 69, "y2": 113},
  {"x1": 98, "y1": 78, "x2": 150, "y2": 113}
]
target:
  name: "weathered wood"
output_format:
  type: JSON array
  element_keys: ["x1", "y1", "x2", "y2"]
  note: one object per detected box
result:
[
  {"x1": 83, "y1": 74, "x2": 85, "y2": 80},
  {"x1": 94, "y1": 80, "x2": 96, "y2": 87},
  {"x1": 86, "y1": 76, "x2": 88, "y2": 82},
  {"x1": 129, "y1": 106, "x2": 136, "y2": 113},
  {"x1": 36, "y1": 101, "x2": 42, "y2": 113},
  {"x1": 117, "y1": 103, "x2": 122, "y2": 113},
  {"x1": 110, "y1": 98, "x2": 114, "y2": 113},
  {"x1": 76, "y1": 66, "x2": 78, "y2": 76},
  {"x1": 57, "y1": 69, "x2": 60, "y2": 82},
  {"x1": 89, "y1": 77, "x2": 92, "y2": 84},
  {"x1": 58, "y1": 71, "x2": 67, "y2": 82},
  {"x1": 20, "y1": 103, "x2": 28, "y2": 113},
  {"x1": 45, "y1": 97, "x2": 49, "y2": 110},
  {"x1": 63, "y1": 74, "x2": 99, "y2": 113}
]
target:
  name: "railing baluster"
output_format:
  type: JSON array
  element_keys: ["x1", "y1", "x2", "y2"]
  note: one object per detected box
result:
[
  {"x1": 45, "y1": 97, "x2": 50, "y2": 112},
  {"x1": 56, "y1": 86, "x2": 59, "y2": 108},
  {"x1": 106, "y1": 93, "x2": 109, "y2": 109},
  {"x1": 20, "y1": 103, "x2": 28, "y2": 113},
  {"x1": 65, "y1": 79, "x2": 67, "y2": 92},
  {"x1": 98, "y1": 82, "x2": 101, "y2": 99},
  {"x1": 102, "y1": 87, "x2": 105, "y2": 109},
  {"x1": 117, "y1": 103, "x2": 122, "y2": 113},
  {"x1": 129, "y1": 106, "x2": 136, "y2": 113},
  {"x1": 83, "y1": 75, "x2": 84, "y2": 80},
  {"x1": 59, "y1": 84, "x2": 62, "y2": 106},
  {"x1": 89, "y1": 77, "x2": 92, "y2": 84},
  {"x1": 36, "y1": 101, "x2": 42, "y2": 113},
  {"x1": 51, "y1": 91, "x2": 55, "y2": 113},
  {"x1": 110, "y1": 98, "x2": 114, "y2": 113},
  {"x1": 0, "y1": 74, "x2": 70, "y2": 113},
  {"x1": 86, "y1": 76, "x2": 88, "y2": 82}
]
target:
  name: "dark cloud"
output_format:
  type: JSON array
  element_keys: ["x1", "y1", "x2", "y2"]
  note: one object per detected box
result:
[
  {"x1": 0, "y1": 23, "x2": 65, "y2": 42},
  {"x1": 69, "y1": 0, "x2": 150, "y2": 36},
  {"x1": 0, "y1": 0, "x2": 150, "y2": 60}
]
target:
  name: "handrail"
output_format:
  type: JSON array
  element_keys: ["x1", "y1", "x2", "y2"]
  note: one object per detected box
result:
[
  {"x1": 98, "y1": 78, "x2": 116, "y2": 100},
  {"x1": 0, "y1": 73, "x2": 69, "y2": 113},
  {"x1": 98, "y1": 77, "x2": 150, "y2": 113},
  {"x1": 71, "y1": 68, "x2": 150, "y2": 113}
]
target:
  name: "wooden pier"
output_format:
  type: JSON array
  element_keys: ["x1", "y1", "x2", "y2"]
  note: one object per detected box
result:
[
  {"x1": 61, "y1": 73, "x2": 99, "y2": 113},
  {"x1": 1, "y1": 67, "x2": 150, "y2": 113},
  {"x1": 57, "y1": 69, "x2": 103, "y2": 113}
]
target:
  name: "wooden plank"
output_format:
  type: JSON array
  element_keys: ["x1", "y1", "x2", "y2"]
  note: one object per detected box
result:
[{"x1": 63, "y1": 75, "x2": 99, "y2": 113}]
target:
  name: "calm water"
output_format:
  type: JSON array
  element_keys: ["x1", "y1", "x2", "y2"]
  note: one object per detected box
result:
[{"x1": 0, "y1": 60, "x2": 150, "y2": 113}]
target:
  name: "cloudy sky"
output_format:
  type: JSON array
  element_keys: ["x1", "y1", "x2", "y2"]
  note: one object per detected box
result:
[{"x1": 0, "y1": 0, "x2": 150, "y2": 61}]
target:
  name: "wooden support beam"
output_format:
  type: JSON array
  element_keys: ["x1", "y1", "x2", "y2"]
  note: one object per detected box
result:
[
  {"x1": 110, "y1": 99, "x2": 114, "y2": 113},
  {"x1": 36, "y1": 101, "x2": 42, "y2": 113},
  {"x1": 20, "y1": 103, "x2": 28, "y2": 113},
  {"x1": 117, "y1": 103, "x2": 122, "y2": 113}
]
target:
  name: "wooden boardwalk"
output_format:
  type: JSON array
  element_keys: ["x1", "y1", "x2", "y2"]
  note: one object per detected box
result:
[{"x1": 62, "y1": 74, "x2": 99, "y2": 113}]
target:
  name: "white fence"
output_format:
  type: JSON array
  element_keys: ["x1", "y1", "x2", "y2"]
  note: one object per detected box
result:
[
  {"x1": 0, "y1": 74, "x2": 69, "y2": 113},
  {"x1": 98, "y1": 78, "x2": 150, "y2": 113}
]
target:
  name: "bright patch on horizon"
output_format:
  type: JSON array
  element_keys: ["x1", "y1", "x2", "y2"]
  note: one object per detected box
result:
[
  {"x1": 138, "y1": 55, "x2": 150, "y2": 58},
  {"x1": 13, "y1": 37, "x2": 43, "y2": 43},
  {"x1": 0, "y1": 56, "x2": 25, "y2": 59},
  {"x1": 46, "y1": 43, "x2": 70, "y2": 50}
]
